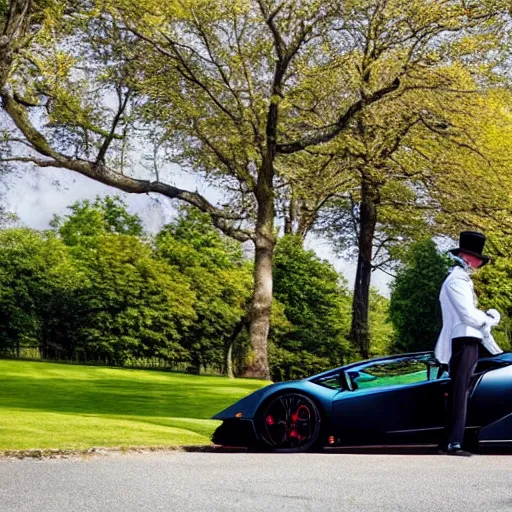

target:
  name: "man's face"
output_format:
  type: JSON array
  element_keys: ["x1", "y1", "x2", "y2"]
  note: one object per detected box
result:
[{"x1": 460, "y1": 252, "x2": 484, "y2": 269}]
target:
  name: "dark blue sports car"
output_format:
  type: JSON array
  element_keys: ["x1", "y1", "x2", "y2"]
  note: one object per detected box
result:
[{"x1": 212, "y1": 351, "x2": 512, "y2": 452}]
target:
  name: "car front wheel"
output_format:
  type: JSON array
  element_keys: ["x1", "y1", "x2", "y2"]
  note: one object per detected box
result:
[{"x1": 255, "y1": 392, "x2": 321, "y2": 453}]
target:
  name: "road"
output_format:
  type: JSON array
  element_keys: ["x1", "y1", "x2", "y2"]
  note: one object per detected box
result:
[{"x1": 1, "y1": 449, "x2": 511, "y2": 512}]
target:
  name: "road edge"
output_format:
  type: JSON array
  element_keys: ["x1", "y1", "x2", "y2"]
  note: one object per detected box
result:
[{"x1": 0, "y1": 444, "x2": 245, "y2": 460}]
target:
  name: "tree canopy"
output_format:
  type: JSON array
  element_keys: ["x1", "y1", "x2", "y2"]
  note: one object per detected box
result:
[
  {"x1": 271, "y1": 235, "x2": 352, "y2": 379},
  {"x1": 1, "y1": 0, "x2": 512, "y2": 373},
  {"x1": 389, "y1": 238, "x2": 451, "y2": 354}
]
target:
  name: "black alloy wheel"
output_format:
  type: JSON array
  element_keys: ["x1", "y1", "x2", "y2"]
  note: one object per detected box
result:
[{"x1": 256, "y1": 392, "x2": 321, "y2": 453}]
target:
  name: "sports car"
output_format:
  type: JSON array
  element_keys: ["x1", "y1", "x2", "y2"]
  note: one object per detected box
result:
[{"x1": 211, "y1": 351, "x2": 512, "y2": 452}]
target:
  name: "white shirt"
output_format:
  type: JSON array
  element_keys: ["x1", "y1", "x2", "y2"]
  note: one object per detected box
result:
[{"x1": 434, "y1": 265, "x2": 503, "y2": 364}]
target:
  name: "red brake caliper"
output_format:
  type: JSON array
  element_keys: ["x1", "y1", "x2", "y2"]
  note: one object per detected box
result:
[{"x1": 290, "y1": 405, "x2": 310, "y2": 441}]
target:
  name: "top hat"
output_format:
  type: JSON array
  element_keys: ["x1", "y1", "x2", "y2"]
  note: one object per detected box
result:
[{"x1": 449, "y1": 231, "x2": 490, "y2": 267}]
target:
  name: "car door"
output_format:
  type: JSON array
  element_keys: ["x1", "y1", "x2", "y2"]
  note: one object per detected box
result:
[
  {"x1": 467, "y1": 357, "x2": 512, "y2": 429},
  {"x1": 331, "y1": 355, "x2": 449, "y2": 445}
]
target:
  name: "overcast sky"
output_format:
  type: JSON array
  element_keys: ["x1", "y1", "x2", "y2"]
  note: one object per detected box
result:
[{"x1": 1, "y1": 164, "x2": 393, "y2": 296}]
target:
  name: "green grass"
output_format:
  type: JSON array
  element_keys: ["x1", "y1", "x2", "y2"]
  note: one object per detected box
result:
[{"x1": 0, "y1": 359, "x2": 270, "y2": 451}]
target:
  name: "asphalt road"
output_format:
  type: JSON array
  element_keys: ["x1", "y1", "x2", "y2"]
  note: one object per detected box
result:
[{"x1": 1, "y1": 450, "x2": 511, "y2": 512}]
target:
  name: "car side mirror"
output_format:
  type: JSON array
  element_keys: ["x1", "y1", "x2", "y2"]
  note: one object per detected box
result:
[{"x1": 341, "y1": 371, "x2": 359, "y2": 391}]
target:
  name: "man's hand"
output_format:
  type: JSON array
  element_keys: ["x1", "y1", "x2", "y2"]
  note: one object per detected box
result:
[{"x1": 486, "y1": 309, "x2": 501, "y2": 327}]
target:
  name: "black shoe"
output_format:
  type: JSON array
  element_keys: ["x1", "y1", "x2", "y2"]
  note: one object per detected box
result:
[{"x1": 445, "y1": 443, "x2": 473, "y2": 457}]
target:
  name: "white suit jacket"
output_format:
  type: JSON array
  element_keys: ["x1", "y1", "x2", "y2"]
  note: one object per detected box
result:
[{"x1": 435, "y1": 266, "x2": 503, "y2": 365}]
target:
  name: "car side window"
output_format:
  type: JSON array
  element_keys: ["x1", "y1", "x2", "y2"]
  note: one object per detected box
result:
[
  {"x1": 314, "y1": 374, "x2": 343, "y2": 390},
  {"x1": 349, "y1": 359, "x2": 430, "y2": 390}
]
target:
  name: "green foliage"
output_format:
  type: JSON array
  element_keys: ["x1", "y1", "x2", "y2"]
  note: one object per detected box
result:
[
  {"x1": 67, "y1": 233, "x2": 196, "y2": 365},
  {"x1": 0, "y1": 200, "x2": 256, "y2": 372},
  {"x1": 473, "y1": 235, "x2": 512, "y2": 352},
  {"x1": 45, "y1": 196, "x2": 195, "y2": 365},
  {"x1": 0, "y1": 225, "x2": 198, "y2": 365},
  {"x1": 270, "y1": 235, "x2": 353, "y2": 379},
  {"x1": 0, "y1": 228, "x2": 85, "y2": 354},
  {"x1": 369, "y1": 288, "x2": 394, "y2": 357},
  {"x1": 389, "y1": 239, "x2": 451, "y2": 353},
  {"x1": 155, "y1": 206, "x2": 252, "y2": 372},
  {"x1": 51, "y1": 195, "x2": 143, "y2": 245}
]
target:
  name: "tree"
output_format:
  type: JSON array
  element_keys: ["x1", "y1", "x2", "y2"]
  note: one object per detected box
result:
[
  {"x1": 155, "y1": 206, "x2": 253, "y2": 376},
  {"x1": 312, "y1": 83, "x2": 512, "y2": 358},
  {"x1": 1, "y1": 0, "x2": 510, "y2": 377},
  {"x1": 389, "y1": 238, "x2": 451, "y2": 353},
  {"x1": 473, "y1": 235, "x2": 512, "y2": 352},
  {"x1": 271, "y1": 235, "x2": 352, "y2": 379},
  {"x1": 51, "y1": 195, "x2": 143, "y2": 245},
  {"x1": 51, "y1": 199, "x2": 197, "y2": 364},
  {"x1": 0, "y1": 227, "x2": 84, "y2": 358},
  {"x1": 74, "y1": 235, "x2": 196, "y2": 365}
]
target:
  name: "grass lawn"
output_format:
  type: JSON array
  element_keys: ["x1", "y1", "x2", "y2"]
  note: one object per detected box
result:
[{"x1": 0, "y1": 359, "x2": 270, "y2": 451}]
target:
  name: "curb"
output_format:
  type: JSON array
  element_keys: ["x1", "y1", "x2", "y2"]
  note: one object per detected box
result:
[{"x1": 0, "y1": 444, "x2": 244, "y2": 460}]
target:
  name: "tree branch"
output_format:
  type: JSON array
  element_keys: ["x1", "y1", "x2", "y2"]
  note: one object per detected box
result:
[
  {"x1": 257, "y1": 0, "x2": 286, "y2": 62},
  {"x1": 276, "y1": 78, "x2": 401, "y2": 154},
  {"x1": 122, "y1": 24, "x2": 240, "y2": 123},
  {"x1": 96, "y1": 86, "x2": 131, "y2": 165},
  {"x1": 1, "y1": 89, "x2": 254, "y2": 242}
]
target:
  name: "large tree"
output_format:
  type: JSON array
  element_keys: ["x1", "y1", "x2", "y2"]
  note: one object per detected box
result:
[
  {"x1": 312, "y1": 84, "x2": 512, "y2": 358},
  {"x1": 1, "y1": 0, "x2": 510, "y2": 377},
  {"x1": 0, "y1": 227, "x2": 84, "y2": 358},
  {"x1": 51, "y1": 200, "x2": 197, "y2": 365}
]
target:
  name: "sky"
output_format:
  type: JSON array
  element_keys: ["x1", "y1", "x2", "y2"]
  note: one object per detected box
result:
[{"x1": 1, "y1": 163, "x2": 394, "y2": 296}]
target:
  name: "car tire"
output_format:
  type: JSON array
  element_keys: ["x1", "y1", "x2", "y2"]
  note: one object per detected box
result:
[{"x1": 254, "y1": 392, "x2": 322, "y2": 453}]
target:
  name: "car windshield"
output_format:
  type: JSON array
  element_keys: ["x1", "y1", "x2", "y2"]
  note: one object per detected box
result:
[{"x1": 312, "y1": 355, "x2": 447, "y2": 391}]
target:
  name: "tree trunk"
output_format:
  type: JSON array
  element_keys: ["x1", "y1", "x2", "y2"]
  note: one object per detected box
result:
[
  {"x1": 224, "y1": 316, "x2": 247, "y2": 378},
  {"x1": 241, "y1": 160, "x2": 274, "y2": 380},
  {"x1": 225, "y1": 341, "x2": 234, "y2": 379},
  {"x1": 349, "y1": 180, "x2": 377, "y2": 359},
  {"x1": 243, "y1": 233, "x2": 274, "y2": 379},
  {"x1": 0, "y1": 0, "x2": 31, "y2": 90},
  {"x1": 284, "y1": 186, "x2": 296, "y2": 236}
]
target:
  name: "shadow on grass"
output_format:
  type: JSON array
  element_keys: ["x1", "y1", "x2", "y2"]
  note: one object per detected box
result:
[
  {"x1": 0, "y1": 360, "x2": 271, "y2": 445},
  {"x1": 0, "y1": 366, "x2": 266, "y2": 421}
]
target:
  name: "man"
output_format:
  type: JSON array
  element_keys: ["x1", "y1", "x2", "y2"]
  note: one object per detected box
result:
[{"x1": 435, "y1": 231, "x2": 503, "y2": 457}]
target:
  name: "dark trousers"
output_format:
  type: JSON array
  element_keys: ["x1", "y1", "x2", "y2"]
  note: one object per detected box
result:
[{"x1": 446, "y1": 337, "x2": 480, "y2": 445}]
